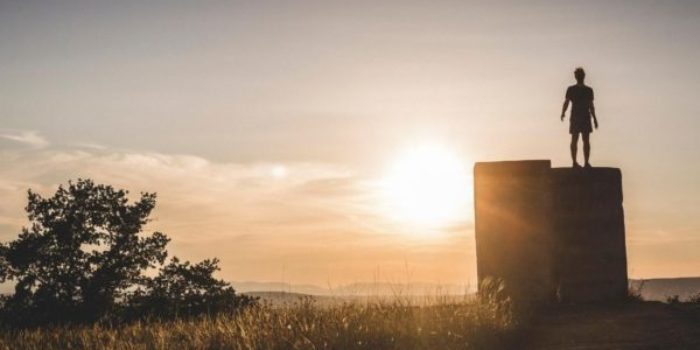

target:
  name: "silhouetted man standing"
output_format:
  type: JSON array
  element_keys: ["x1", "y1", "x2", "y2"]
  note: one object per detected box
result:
[{"x1": 561, "y1": 67, "x2": 598, "y2": 168}]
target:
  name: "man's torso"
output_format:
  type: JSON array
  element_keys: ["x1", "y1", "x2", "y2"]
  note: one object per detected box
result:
[{"x1": 566, "y1": 84, "x2": 594, "y2": 120}]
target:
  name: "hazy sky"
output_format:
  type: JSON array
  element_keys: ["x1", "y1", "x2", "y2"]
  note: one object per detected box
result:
[{"x1": 1, "y1": 0, "x2": 699, "y2": 288}]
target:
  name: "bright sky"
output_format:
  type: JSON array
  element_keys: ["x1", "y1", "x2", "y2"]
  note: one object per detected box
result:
[{"x1": 1, "y1": 0, "x2": 699, "y2": 288}]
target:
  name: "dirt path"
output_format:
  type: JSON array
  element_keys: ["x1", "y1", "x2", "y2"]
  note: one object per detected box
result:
[{"x1": 521, "y1": 302, "x2": 700, "y2": 350}]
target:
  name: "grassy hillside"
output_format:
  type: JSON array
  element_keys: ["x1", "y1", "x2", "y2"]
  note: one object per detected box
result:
[
  {"x1": 2, "y1": 295, "x2": 699, "y2": 349},
  {"x1": 0, "y1": 296, "x2": 519, "y2": 350}
]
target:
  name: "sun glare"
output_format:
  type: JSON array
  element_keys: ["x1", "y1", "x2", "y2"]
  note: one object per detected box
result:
[
  {"x1": 271, "y1": 165, "x2": 288, "y2": 178},
  {"x1": 380, "y1": 144, "x2": 471, "y2": 228}
]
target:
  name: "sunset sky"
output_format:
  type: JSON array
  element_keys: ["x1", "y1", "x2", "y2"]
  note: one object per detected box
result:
[{"x1": 1, "y1": 0, "x2": 699, "y2": 290}]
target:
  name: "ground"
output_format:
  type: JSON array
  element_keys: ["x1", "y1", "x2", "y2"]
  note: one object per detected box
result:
[{"x1": 522, "y1": 301, "x2": 700, "y2": 350}]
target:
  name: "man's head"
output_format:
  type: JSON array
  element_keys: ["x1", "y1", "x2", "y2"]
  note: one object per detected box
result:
[{"x1": 574, "y1": 67, "x2": 586, "y2": 83}]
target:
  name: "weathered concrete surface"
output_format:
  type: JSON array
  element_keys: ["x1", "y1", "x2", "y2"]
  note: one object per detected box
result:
[
  {"x1": 474, "y1": 161, "x2": 628, "y2": 303},
  {"x1": 474, "y1": 160, "x2": 555, "y2": 303},
  {"x1": 551, "y1": 167, "x2": 628, "y2": 302}
]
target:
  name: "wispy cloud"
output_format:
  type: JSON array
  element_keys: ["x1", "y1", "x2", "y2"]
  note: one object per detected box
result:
[
  {"x1": 71, "y1": 142, "x2": 107, "y2": 150},
  {"x1": 0, "y1": 130, "x2": 49, "y2": 148},
  {"x1": 0, "y1": 147, "x2": 478, "y2": 286}
]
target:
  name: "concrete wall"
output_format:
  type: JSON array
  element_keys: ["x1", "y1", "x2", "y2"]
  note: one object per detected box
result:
[
  {"x1": 551, "y1": 168, "x2": 628, "y2": 302},
  {"x1": 474, "y1": 160, "x2": 555, "y2": 303},
  {"x1": 473, "y1": 161, "x2": 628, "y2": 303}
]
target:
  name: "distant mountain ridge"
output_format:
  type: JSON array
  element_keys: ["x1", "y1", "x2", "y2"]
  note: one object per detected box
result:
[
  {"x1": 231, "y1": 281, "x2": 471, "y2": 296},
  {"x1": 630, "y1": 277, "x2": 700, "y2": 301},
  {"x1": 5, "y1": 278, "x2": 697, "y2": 299},
  {"x1": 234, "y1": 278, "x2": 700, "y2": 300},
  {"x1": 231, "y1": 281, "x2": 328, "y2": 295}
]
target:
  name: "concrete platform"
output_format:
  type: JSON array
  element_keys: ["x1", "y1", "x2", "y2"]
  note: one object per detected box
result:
[{"x1": 474, "y1": 161, "x2": 628, "y2": 303}]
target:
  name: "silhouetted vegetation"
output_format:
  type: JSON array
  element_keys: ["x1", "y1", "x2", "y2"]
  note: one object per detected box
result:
[
  {"x1": 126, "y1": 257, "x2": 255, "y2": 320},
  {"x1": 627, "y1": 280, "x2": 646, "y2": 302},
  {"x1": 0, "y1": 179, "x2": 254, "y2": 328}
]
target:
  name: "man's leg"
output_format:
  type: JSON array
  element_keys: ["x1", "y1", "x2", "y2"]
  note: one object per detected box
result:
[
  {"x1": 570, "y1": 133, "x2": 580, "y2": 167},
  {"x1": 582, "y1": 132, "x2": 591, "y2": 166}
]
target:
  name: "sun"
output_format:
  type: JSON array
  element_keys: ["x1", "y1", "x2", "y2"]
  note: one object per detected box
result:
[{"x1": 379, "y1": 144, "x2": 471, "y2": 228}]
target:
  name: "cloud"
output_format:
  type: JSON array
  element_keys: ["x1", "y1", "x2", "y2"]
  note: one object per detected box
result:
[
  {"x1": 0, "y1": 147, "x2": 374, "y2": 249},
  {"x1": 71, "y1": 142, "x2": 107, "y2": 150},
  {"x1": 0, "y1": 147, "x2": 475, "y2": 286},
  {"x1": 0, "y1": 130, "x2": 49, "y2": 148},
  {"x1": 292, "y1": 177, "x2": 362, "y2": 197},
  {"x1": 0, "y1": 150, "x2": 367, "y2": 235}
]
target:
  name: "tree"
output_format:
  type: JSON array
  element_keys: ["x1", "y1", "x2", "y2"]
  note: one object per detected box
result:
[
  {"x1": 0, "y1": 179, "x2": 169, "y2": 325},
  {"x1": 0, "y1": 179, "x2": 253, "y2": 327}
]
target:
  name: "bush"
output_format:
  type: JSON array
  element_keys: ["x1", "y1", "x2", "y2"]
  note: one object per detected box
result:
[
  {"x1": 126, "y1": 257, "x2": 257, "y2": 320},
  {"x1": 627, "y1": 280, "x2": 646, "y2": 302}
]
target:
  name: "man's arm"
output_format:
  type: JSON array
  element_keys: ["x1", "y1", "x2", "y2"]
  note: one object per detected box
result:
[
  {"x1": 561, "y1": 99, "x2": 569, "y2": 121},
  {"x1": 590, "y1": 100, "x2": 598, "y2": 129}
]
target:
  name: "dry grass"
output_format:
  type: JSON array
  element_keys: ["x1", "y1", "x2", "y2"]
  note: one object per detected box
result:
[{"x1": 0, "y1": 295, "x2": 519, "y2": 350}]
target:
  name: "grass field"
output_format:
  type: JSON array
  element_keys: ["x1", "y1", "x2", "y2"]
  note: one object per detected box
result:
[{"x1": 0, "y1": 295, "x2": 519, "y2": 350}]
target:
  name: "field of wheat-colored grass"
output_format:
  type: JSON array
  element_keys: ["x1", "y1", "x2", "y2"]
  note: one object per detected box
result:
[{"x1": 0, "y1": 294, "x2": 518, "y2": 350}]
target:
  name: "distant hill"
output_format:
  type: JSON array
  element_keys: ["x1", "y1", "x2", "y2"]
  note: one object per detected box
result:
[
  {"x1": 242, "y1": 291, "x2": 326, "y2": 306},
  {"x1": 231, "y1": 281, "x2": 329, "y2": 295},
  {"x1": 232, "y1": 281, "x2": 471, "y2": 296},
  {"x1": 630, "y1": 277, "x2": 700, "y2": 301},
  {"x1": 234, "y1": 278, "x2": 700, "y2": 301},
  {"x1": 334, "y1": 282, "x2": 469, "y2": 296}
]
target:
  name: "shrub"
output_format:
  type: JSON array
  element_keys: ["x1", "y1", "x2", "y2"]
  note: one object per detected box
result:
[
  {"x1": 126, "y1": 257, "x2": 257, "y2": 320},
  {"x1": 627, "y1": 280, "x2": 645, "y2": 302}
]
